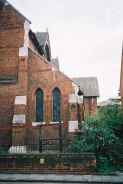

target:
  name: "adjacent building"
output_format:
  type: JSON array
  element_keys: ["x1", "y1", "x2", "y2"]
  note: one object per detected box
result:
[{"x1": 72, "y1": 77, "x2": 99, "y2": 115}]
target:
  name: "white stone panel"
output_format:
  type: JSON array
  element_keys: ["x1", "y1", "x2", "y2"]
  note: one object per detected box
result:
[
  {"x1": 40, "y1": 158, "x2": 45, "y2": 164},
  {"x1": 72, "y1": 82, "x2": 78, "y2": 95},
  {"x1": 13, "y1": 115, "x2": 26, "y2": 124},
  {"x1": 19, "y1": 47, "x2": 28, "y2": 57},
  {"x1": 50, "y1": 121, "x2": 63, "y2": 124},
  {"x1": 52, "y1": 66, "x2": 57, "y2": 72},
  {"x1": 9, "y1": 146, "x2": 27, "y2": 153},
  {"x1": 69, "y1": 94, "x2": 77, "y2": 103},
  {"x1": 24, "y1": 20, "x2": 30, "y2": 47},
  {"x1": 68, "y1": 121, "x2": 78, "y2": 132},
  {"x1": 15, "y1": 96, "x2": 27, "y2": 105},
  {"x1": 32, "y1": 122, "x2": 46, "y2": 126}
]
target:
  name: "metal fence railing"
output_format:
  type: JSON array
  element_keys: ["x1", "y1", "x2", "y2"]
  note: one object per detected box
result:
[{"x1": 0, "y1": 138, "x2": 71, "y2": 154}]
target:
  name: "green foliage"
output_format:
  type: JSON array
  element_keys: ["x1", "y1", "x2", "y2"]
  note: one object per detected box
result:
[
  {"x1": 96, "y1": 156, "x2": 115, "y2": 174},
  {"x1": 0, "y1": 146, "x2": 8, "y2": 154},
  {"x1": 99, "y1": 105, "x2": 123, "y2": 140},
  {"x1": 69, "y1": 104, "x2": 123, "y2": 174},
  {"x1": 69, "y1": 116, "x2": 120, "y2": 155}
]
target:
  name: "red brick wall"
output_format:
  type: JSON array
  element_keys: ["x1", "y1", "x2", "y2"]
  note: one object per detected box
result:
[
  {"x1": 0, "y1": 5, "x2": 25, "y2": 147},
  {"x1": 84, "y1": 97, "x2": 97, "y2": 116},
  {"x1": 0, "y1": 5, "x2": 24, "y2": 78},
  {"x1": 0, "y1": 95, "x2": 14, "y2": 146},
  {"x1": 27, "y1": 49, "x2": 73, "y2": 124},
  {"x1": 0, "y1": 4, "x2": 25, "y2": 30}
]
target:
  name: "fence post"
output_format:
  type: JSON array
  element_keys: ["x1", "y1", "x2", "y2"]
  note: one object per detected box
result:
[{"x1": 59, "y1": 120, "x2": 63, "y2": 152}]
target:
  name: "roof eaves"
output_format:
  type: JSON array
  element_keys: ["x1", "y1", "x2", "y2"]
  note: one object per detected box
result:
[{"x1": 6, "y1": 0, "x2": 31, "y2": 24}]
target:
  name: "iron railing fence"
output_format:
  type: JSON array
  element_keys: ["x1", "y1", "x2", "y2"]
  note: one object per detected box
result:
[{"x1": 0, "y1": 138, "x2": 72, "y2": 154}]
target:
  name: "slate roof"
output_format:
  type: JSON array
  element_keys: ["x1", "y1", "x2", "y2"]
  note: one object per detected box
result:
[
  {"x1": 51, "y1": 58, "x2": 59, "y2": 70},
  {"x1": 29, "y1": 30, "x2": 44, "y2": 56},
  {"x1": 36, "y1": 32, "x2": 51, "y2": 61},
  {"x1": 72, "y1": 77, "x2": 99, "y2": 97},
  {"x1": 36, "y1": 32, "x2": 49, "y2": 46}
]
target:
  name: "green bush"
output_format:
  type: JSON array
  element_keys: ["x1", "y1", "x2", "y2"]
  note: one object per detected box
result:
[
  {"x1": 98, "y1": 105, "x2": 123, "y2": 137},
  {"x1": 96, "y1": 156, "x2": 115, "y2": 174},
  {"x1": 69, "y1": 116, "x2": 120, "y2": 154},
  {"x1": 69, "y1": 105, "x2": 123, "y2": 174}
]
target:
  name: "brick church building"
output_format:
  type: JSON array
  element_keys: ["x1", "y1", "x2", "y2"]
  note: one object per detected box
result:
[{"x1": 0, "y1": 0, "x2": 99, "y2": 152}]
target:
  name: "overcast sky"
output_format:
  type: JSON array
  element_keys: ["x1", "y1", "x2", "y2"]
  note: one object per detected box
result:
[{"x1": 9, "y1": 0, "x2": 123, "y2": 101}]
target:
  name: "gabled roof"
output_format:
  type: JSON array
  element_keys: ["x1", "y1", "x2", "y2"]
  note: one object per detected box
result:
[
  {"x1": 72, "y1": 77, "x2": 99, "y2": 97},
  {"x1": 29, "y1": 30, "x2": 44, "y2": 56},
  {"x1": 36, "y1": 32, "x2": 51, "y2": 61},
  {"x1": 0, "y1": 0, "x2": 31, "y2": 23}
]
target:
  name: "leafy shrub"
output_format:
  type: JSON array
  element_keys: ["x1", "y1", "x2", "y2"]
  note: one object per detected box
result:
[
  {"x1": 69, "y1": 105, "x2": 123, "y2": 174},
  {"x1": 98, "y1": 105, "x2": 123, "y2": 140},
  {"x1": 70, "y1": 116, "x2": 120, "y2": 154}
]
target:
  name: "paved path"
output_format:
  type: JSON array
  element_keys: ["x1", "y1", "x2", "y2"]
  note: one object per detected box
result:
[{"x1": 0, "y1": 174, "x2": 123, "y2": 183}]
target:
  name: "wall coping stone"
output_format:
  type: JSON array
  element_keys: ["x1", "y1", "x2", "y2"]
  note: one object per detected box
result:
[{"x1": 0, "y1": 174, "x2": 123, "y2": 183}]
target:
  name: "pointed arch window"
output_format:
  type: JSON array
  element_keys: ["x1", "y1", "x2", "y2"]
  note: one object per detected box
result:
[
  {"x1": 35, "y1": 88, "x2": 44, "y2": 122},
  {"x1": 52, "y1": 88, "x2": 61, "y2": 122}
]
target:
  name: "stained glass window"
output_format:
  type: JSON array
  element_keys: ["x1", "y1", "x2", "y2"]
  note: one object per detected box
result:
[
  {"x1": 52, "y1": 88, "x2": 61, "y2": 122},
  {"x1": 36, "y1": 89, "x2": 44, "y2": 122}
]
